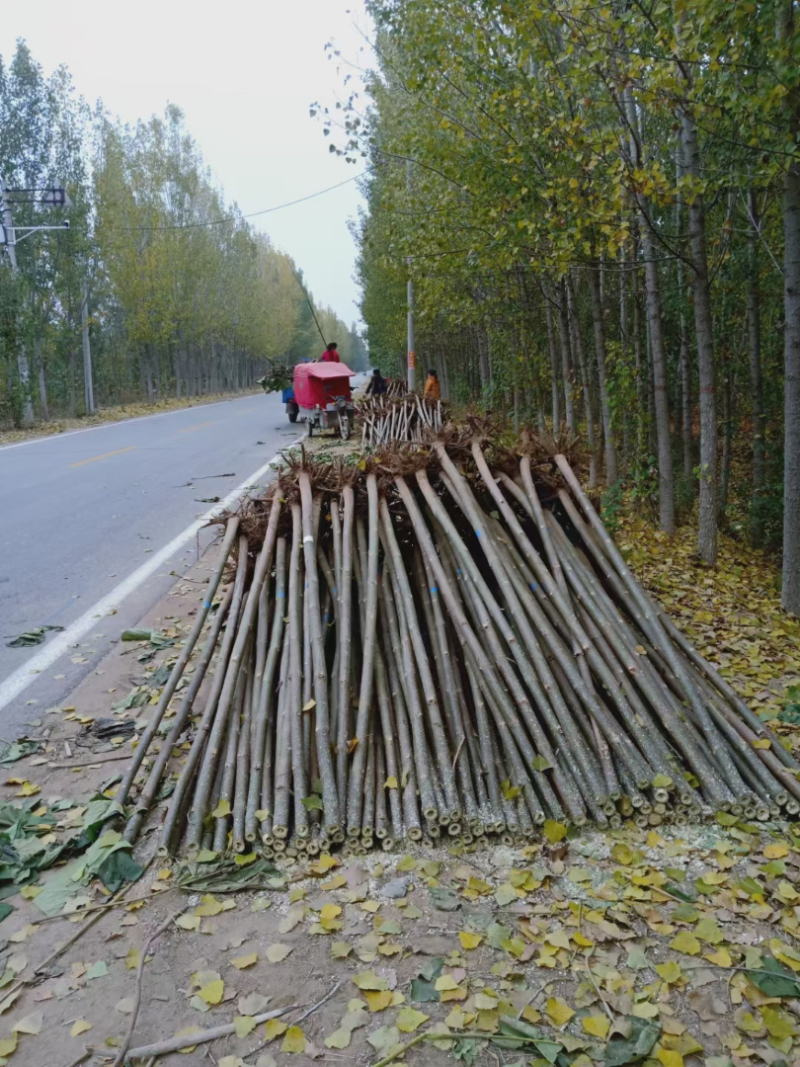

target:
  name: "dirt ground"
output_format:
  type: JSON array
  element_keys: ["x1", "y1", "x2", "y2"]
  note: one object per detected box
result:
[{"x1": 1, "y1": 428, "x2": 800, "y2": 1067}]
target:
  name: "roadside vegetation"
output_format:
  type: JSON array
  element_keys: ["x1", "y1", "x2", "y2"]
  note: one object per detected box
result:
[
  {"x1": 0, "y1": 42, "x2": 366, "y2": 433},
  {"x1": 331, "y1": 0, "x2": 800, "y2": 615}
]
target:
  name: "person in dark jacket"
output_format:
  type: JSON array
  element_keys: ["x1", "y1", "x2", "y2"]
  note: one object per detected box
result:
[{"x1": 365, "y1": 368, "x2": 388, "y2": 396}]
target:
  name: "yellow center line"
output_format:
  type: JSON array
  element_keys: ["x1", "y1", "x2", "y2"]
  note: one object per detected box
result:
[
  {"x1": 70, "y1": 446, "x2": 137, "y2": 468},
  {"x1": 178, "y1": 421, "x2": 216, "y2": 434}
]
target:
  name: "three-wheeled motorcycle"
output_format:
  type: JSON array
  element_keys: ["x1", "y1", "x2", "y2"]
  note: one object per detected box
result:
[{"x1": 283, "y1": 362, "x2": 355, "y2": 439}]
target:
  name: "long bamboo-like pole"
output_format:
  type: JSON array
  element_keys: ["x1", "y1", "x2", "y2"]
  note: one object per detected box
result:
[
  {"x1": 299, "y1": 472, "x2": 340, "y2": 833},
  {"x1": 346, "y1": 475, "x2": 380, "y2": 834},
  {"x1": 380, "y1": 495, "x2": 460, "y2": 820},
  {"x1": 288, "y1": 503, "x2": 309, "y2": 838},
  {"x1": 159, "y1": 535, "x2": 249, "y2": 855},
  {"x1": 117, "y1": 516, "x2": 240, "y2": 807},
  {"x1": 272, "y1": 625, "x2": 293, "y2": 838},
  {"x1": 248, "y1": 537, "x2": 287, "y2": 842},
  {"x1": 146, "y1": 441, "x2": 792, "y2": 854},
  {"x1": 124, "y1": 583, "x2": 234, "y2": 844},
  {"x1": 336, "y1": 485, "x2": 355, "y2": 817},
  {"x1": 553, "y1": 452, "x2": 749, "y2": 800},
  {"x1": 186, "y1": 494, "x2": 283, "y2": 848}
]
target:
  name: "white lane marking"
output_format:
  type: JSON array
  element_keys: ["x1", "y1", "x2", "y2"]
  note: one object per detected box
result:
[
  {"x1": 0, "y1": 392, "x2": 276, "y2": 452},
  {"x1": 0, "y1": 443, "x2": 296, "y2": 714}
]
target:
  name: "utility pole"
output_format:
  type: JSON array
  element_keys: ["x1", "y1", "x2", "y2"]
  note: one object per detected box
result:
[
  {"x1": 406, "y1": 160, "x2": 416, "y2": 393},
  {"x1": 81, "y1": 282, "x2": 95, "y2": 415},
  {"x1": 1, "y1": 179, "x2": 34, "y2": 425}
]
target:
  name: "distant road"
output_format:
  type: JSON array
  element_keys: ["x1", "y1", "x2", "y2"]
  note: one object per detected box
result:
[{"x1": 0, "y1": 392, "x2": 298, "y2": 734}]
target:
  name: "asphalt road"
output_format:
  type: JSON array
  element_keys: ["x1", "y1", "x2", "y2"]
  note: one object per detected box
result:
[{"x1": 0, "y1": 392, "x2": 299, "y2": 735}]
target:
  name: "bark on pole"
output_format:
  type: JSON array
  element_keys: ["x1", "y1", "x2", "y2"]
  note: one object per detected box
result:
[
  {"x1": 746, "y1": 189, "x2": 766, "y2": 547},
  {"x1": 780, "y1": 0, "x2": 800, "y2": 615},
  {"x1": 544, "y1": 290, "x2": 561, "y2": 427},
  {"x1": 587, "y1": 263, "x2": 619, "y2": 483},
  {"x1": 681, "y1": 108, "x2": 718, "y2": 564},
  {"x1": 622, "y1": 87, "x2": 675, "y2": 535},
  {"x1": 566, "y1": 275, "x2": 599, "y2": 487},
  {"x1": 299, "y1": 471, "x2": 340, "y2": 832}
]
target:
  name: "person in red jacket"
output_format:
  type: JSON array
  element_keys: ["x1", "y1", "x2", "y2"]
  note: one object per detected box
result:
[{"x1": 320, "y1": 341, "x2": 340, "y2": 362}]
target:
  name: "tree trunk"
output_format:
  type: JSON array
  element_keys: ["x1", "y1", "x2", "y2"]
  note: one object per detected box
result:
[
  {"x1": 782, "y1": 128, "x2": 800, "y2": 611},
  {"x1": 675, "y1": 167, "x2": 693, "y2": 479},
  {"x1": 623, "y1": 86, "x2": 674, "y2": 532},
  {"x1": 681, "y1": 109, "x2": 718, "y2": 563},
  {"x1": 678, "y1": 278, "x2": 692, "y2": 479},
  {"x1": 566, "y1": 277, "x2": 598, "y2": 486},
  {"x1": 631, "y1": 234, "x2": 646, "y2": 462},
  {"x1": 641, "y1": 227, "x2": 674, "y2": 533},
  {"x1": 17, "y1": 346, "x2": 34, "y2": 426},
  {"x1": 476, "y1": 328, "x2": 490, "y2": 397},
  {"x1": 587, "y1": 262, "x2": 618, "y2": 482},
  {"x1": 544, "y1": 291, "x2": 561, "y2": 428},
  {"x1": 747, "y1": 189, "x2": 766, "y2": 547},
  {"x1": 718, "y1": 346, "x2": 732, "y2": 524},
  {"x1": 555, "y1": 280, "x2": 576, "y2": 433},
  {"x1": 35, "y1": 333, "x2": 48, "y2": 422}
]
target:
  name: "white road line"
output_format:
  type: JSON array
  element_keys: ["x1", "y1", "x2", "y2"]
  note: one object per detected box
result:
[
  {"x1": 0, "y1": 392, "x2": 272, "y2": 452},
  {"x1": 0, "y1": 444, "x2": 296, "y2": 714}
]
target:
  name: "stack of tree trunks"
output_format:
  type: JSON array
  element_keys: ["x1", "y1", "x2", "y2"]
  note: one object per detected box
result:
[
  {"x1": 358, "y1": 396, "x2": 444, "y2": 449},
  {"x1": 116, "y1": 437, "x2": 800, "y2": 859}
]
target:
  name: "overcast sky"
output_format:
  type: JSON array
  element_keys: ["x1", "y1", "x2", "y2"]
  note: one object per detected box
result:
[{"x1": 0, "y1": 0, "x2": 372, "y2": 327}]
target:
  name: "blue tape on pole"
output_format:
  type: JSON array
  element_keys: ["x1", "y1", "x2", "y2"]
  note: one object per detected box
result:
[
  {"x1": 277, "y1": 591, "x2": 285, "y2": 598},
  {"x1": 203, "y1": 601, "x2": 212, "y2": 609},
  {"x1": 530, "y1": 582, "x2": 538, "y2": 591},
  {"x1": 430, "y1": 587, "x2": 438, "y2": 595},
  {"x1": 475, "y1": 529, "x2": 482, "y2": 538}
]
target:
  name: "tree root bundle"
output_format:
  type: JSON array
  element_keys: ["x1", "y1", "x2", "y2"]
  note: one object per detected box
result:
[
  {"x1": 358, "y1": 396, "x2": 445, "y2": 449},
  {"x1": 384, "y1": 378, "x2": 407, "y2": 399},
  {"x1": 118, "y1": 439, "x2": 800, "y2": 858}
]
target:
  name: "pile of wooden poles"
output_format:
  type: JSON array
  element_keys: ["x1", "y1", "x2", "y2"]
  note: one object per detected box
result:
[
  {"x1": 384, "y1": 378, "x2": 407, "y2": 399},
  {"x1": 116, "y1": 436, "x2": 800, "y2": 859},
  {"x1": 358, "y1": 395, "x2": 445, "y2": 449}
]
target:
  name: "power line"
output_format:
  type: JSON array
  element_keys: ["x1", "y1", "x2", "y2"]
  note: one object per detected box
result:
[{"x1": 115, "y1": 173, "x2": 363, "y2": 232}]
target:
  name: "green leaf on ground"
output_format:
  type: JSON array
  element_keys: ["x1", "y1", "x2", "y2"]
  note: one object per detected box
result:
[{"x1": 604, "y1": 1017, "x2": 660, "y2": 1067}]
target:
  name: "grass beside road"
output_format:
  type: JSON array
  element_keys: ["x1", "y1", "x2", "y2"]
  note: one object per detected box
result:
[{"x1": 0, "y1": 389, "x2": 263, "y2": 447}]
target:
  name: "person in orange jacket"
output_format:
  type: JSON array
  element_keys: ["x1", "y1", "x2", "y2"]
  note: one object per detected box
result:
[{"x1": 424, "y1": 368, "x2": 441, "y2": 401}]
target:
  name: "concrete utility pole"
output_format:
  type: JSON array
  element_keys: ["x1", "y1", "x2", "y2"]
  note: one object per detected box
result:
[
  {"x1": 1, "y1": 179, "x2": 73, "y2": 426},
  {"x1": 81, "y1": 282, "x2": 95, "y2": 415},
  {"x1": 406, "y1": 160, "x2": 416, "y2": 393}
]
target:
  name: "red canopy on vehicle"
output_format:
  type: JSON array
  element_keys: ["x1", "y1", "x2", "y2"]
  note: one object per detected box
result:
[{"x1": 293, "y1": 362, "x2": 353, "y2": 408}]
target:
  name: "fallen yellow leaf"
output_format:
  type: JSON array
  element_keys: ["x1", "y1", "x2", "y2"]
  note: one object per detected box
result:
[
  {"x1": 198, "y1": 979, "x2": 224, "y2": 1005},
  {"x1": 395, "y1": 1006, "x2": 429, "y2": 1034},
  {"x1": 281, "y1": 1026, "x2": 306, "y2": 1053},
  {"x1": 582, "y1": 1015, "x2": 610, "y2": 1039},
  {"x1": 546, "y1": 998, "x2": 575, "y2": 1027},
  {"x1": 658, "y1": 1051, "x2": 684, "y2": 1067},
  {"x1": 234, "y1": 1016, "x2": 256, "y2": 1039},
  {"x1": 364, "y1": 990, "x2": 393, "y2": 1012},
  {"x1": 232, "y1": 953, "x2": 257, "y2": 970},
  {"x1": 669, "y1": 931, "x2": 700, "y2": 956},
  {"x1": 264, "y1": 1019, "x2": 288, "y2": 1042},
  {"x1": 459, "y1": 931, "x2": 483, "y2": 950}
]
